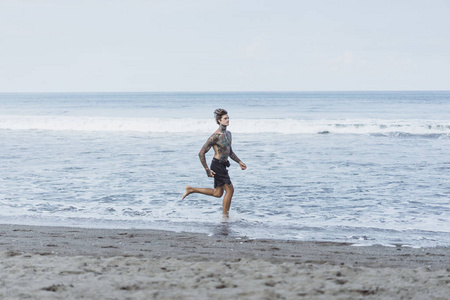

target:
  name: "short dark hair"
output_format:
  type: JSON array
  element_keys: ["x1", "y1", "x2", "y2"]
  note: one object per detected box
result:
[{"x1": 214, "y1": 108, "x2": 228, "y2": 125}]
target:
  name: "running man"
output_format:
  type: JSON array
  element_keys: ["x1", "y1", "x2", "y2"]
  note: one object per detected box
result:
[{"x1": 182, "y1": 108, "x2": 247, "y2": 218}]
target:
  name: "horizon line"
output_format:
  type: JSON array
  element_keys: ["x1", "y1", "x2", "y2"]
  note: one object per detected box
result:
[{"x1": 1, "y1": 89, "x2": 449, "y2": 94}]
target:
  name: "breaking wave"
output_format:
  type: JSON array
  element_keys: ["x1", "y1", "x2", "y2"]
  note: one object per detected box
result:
[{"x1": 1, "y1": 115, "x2": 449, "y2": 136}]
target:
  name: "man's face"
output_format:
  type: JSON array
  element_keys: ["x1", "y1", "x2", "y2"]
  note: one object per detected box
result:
[{"x1": 219, "y1": 114, "x2": 229, "y2": 126}]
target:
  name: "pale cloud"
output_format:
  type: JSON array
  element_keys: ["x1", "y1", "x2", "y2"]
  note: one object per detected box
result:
[
  {"x1": 244, "y1": 39, "x2": 265, "y2": 59},
  {"x1": 328, "y1": 51, "x2": 368, "y2": 71},
  {"x1": 330, "y1": 51, "x2": 368, "y2": 65},
  {"x1": 342, "y1": 51, "x2": 354, "y2": 64},
  {"x1": 424, "y1": 37, "x2": 448, "y2": 47}
]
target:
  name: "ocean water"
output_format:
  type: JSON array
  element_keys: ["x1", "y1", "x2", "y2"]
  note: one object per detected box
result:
[{"x1": 1, "y1": 91, "x2": 449, "y2": 247}]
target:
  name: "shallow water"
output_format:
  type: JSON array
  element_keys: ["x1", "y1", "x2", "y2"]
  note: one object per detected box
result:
[{"x1": 1, "y1": 92, "x2": 449, "y2": 247}]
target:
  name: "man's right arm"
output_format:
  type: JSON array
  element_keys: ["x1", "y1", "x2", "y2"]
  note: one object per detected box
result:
[{"x1": 199, "y1": 134, "x2": 218, "y2": 176}]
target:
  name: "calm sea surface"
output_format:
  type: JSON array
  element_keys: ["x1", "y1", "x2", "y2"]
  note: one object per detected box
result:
[{"x1": 1, "y1": 91, "x2": 449, "y2": 247}]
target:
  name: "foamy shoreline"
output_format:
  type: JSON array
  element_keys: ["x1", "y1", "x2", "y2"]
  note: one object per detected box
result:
[{"x1": 0, "y1": 224, "x2": 449, "y2": 299}]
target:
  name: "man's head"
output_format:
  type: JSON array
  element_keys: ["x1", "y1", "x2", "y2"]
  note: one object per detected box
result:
[{"x1": 214, "y1": 108, "x2": 229, "y2": 125}]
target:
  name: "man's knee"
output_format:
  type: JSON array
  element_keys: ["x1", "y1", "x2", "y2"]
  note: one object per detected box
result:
[{"x1": 213, "y1": 188, "x2": 224, "y2": 198}]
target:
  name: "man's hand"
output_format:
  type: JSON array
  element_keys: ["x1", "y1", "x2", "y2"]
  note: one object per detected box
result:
[
  {"x1": 206, "y1": 169, "x2": 216, "y2": 177},
  {"x1": 239, "y1": 161, "x2": 247, "y2": 170}
]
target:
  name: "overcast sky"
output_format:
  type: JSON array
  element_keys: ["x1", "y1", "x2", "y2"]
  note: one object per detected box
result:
[{"x1": 1, "y1": 0, "x2": 449, "y2": 92}]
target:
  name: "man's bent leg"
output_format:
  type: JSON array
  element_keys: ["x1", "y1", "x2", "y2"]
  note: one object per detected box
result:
[
  {"x1": 222, "y1": 184, "x2": 234, "y2": 217},
  {"x1": 182, "y1": 186, "x2": 224, "y2": 199}
]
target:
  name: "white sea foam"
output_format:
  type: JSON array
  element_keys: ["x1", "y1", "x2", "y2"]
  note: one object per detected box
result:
[{"x1": 1, "y1": 115, "x2": 449, "y2": 135}]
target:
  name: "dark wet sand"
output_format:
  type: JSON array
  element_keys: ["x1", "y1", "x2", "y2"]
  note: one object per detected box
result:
[{"x1": 1, "y1": 224, "x2": 449, "y2": 299}]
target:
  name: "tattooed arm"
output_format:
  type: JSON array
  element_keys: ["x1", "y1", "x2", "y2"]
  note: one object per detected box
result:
[
  {"x1": 228, "y1": 131, "x2": 246, "y2": 170},
  {"x1": 229, "y1": 146, "x2": 241, "y2": 163},
  {"x1": 199, "y1": 133, "x2": 219, "y2": 176},
  {"x1": 226, "y1": 131, "x2": 240, "y2": 163},
  {"x1": 231, "y1": 147, "x2": 247, "y2": 170}
]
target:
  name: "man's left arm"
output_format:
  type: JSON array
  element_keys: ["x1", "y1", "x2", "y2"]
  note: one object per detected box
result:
[
  {"x1": 230, "y1": 147, "x2": 246, "y2": 170},
  {"x1": 228, "y1": 132, "x2": 246, "y2": 170},
  {"x1": 229, "y1": 146, "x2": 241, "y2": 163}
]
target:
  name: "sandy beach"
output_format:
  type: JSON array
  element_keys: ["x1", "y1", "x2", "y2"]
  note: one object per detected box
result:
[{"x1": 0, "y1": 224, "x2": 449, "y2": 299}]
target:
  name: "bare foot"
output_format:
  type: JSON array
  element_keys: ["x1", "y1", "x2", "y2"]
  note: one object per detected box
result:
[{"x1": 181, "y1": 186, "x2": 193, "y2": 200}]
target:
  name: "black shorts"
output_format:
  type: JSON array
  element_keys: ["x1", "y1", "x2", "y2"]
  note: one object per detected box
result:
[{"x1": 210, "y1": 158, "x2": 232, "y2": 188}]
